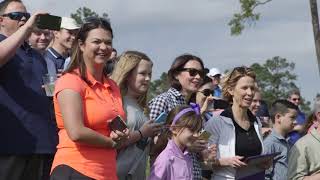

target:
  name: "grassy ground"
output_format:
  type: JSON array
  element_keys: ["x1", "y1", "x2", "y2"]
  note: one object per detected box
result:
[{"x1": 146, "y1": 156, "x2": 150, "y2": 177}]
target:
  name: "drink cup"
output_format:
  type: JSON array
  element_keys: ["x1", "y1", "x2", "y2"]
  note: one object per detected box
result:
[{"x1": 42, "y1": 74, "x2": 57, "y2": 97}]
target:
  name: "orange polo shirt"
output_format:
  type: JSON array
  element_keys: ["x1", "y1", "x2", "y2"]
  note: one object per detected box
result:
[{"x1": 51, "y1": 70, "x2": 125, "y2": 180}]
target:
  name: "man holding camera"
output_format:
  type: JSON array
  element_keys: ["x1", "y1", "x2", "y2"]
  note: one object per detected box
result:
[{"x1": 0, "y1": 0, "x2": 58, "y2": 180}]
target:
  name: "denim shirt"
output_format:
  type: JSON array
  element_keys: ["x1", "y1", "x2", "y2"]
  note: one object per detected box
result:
[
  {"x1": 149, "y1": 140, "x2": 193, "y2": 180},
  {"x1": 264, "y1": 129, "x2": 291, "y2": 180}
]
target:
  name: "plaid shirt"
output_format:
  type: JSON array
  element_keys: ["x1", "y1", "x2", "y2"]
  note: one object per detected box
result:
[
  {"x1": 148, "y1": 87, "x2": 202, "y2": 180},
  {"x1": 148, "y1": 87, "x2": 186, "y2": 120}
]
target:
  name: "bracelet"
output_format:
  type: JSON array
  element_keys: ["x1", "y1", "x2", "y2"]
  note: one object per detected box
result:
[{"x1": 138, "y1": 130, "x2": 144, "y2": 140}]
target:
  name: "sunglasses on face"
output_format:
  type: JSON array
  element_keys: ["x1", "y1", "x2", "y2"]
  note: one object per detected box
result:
[
  {"x1": 180, "y1": 68, "x2": 205, "y2": 78},
  {"x1": 199, "y1": 89, "x2": 212, "y2": 97},
  {"x1": 1, "y1": 12, "x2": 30, "y2": 21},
  {"x1": 292, "y1": 98, "x2": 300, "y2": 101}
]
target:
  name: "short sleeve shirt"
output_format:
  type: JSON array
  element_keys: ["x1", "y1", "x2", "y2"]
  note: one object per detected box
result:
[
  {"x1": 44, "y1": 47, "x2": 66, "y2": 72},
  {"x1": 51, "y1": 70, "x2": 125, "y2": 180},
  {"x1": 0, "y1": 34, "x2": 58, "y2": 154},
  {"x1": 116, "y1": 96, "x2": 149, "y2": 180}
]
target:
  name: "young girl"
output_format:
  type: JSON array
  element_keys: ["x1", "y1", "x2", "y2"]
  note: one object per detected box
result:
[
  {"x1": 111, "y1": 51, "x2": 162, "y2": 180},
  {"x1": 148, "y1": 104, "x2": 203, "y2": 180}
]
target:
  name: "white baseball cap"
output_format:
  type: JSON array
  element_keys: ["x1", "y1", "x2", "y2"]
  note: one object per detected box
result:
[
  {"x1": 60, "y1": 17, "x2": 80, "y2": 30},
  {"x1": 207, "y1": 67, "x2": 221, "y2": 77}
]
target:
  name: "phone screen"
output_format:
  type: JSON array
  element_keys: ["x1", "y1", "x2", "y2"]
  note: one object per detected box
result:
[
  {"x1": 155, "y1": 112, "x2": 168, "y2": 124},
  {"x1": 36, "y1": 14, "x2": 62, "y2": 31},
  {"x1": 213, "y1": 99, "x2": 229, "y2": 109},
  {"x1": 109, "y1": 116, "x2": 127, "y2": 132}
]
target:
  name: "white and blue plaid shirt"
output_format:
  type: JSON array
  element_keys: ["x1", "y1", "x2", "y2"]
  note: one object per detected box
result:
[
  {"x1": 148, "y1": 87, "x2": 202, "y2": 180},
  {"x1": 149, "y1": 87, "x2": 185, "y2": 120}
]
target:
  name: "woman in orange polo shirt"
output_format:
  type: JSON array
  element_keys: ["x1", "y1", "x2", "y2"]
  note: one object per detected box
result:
[{"x1": 50, "y1": 17, "x2": 129, "y2": 180}]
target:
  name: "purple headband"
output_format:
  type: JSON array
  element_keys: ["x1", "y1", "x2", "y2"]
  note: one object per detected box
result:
[{"x1": 171, "y1": 103, "x2": 201, "y2": 126}]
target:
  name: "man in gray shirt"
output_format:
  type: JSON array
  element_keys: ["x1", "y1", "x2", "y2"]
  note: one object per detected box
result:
[{"x1": 263, "y1": 100, "x2": 298, "y2": 180}]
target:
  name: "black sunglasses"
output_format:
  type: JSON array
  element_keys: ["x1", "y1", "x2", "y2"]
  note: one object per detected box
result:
[
  {"x1": 1, "y1": 12, "x2": 30, "y2": 21},
  {"x1": 180, "y1": 68, "x2": 205, "y2": 78},
  {"x1": 227, "y1": 66, "x2": 252, "y2": 81},
  {"x1": 199, "y1": 89, "x2": 212, "y2": 97}
]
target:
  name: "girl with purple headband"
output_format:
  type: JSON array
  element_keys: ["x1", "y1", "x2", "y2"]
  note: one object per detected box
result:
[{"x1": 148, "y1": 104, "x2": 203, "y2": 180}]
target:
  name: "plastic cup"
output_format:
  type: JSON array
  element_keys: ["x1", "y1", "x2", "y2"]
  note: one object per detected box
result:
[{"x1": 42, "y1": 74, "x2": 57, "y2": 97}]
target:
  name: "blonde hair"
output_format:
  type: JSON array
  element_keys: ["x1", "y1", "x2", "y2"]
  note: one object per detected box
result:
[
  {"x1": 111, "y1": 50, "x2": 152, "y2": 108},
  {"x1": 221, "y1": 66, "x2": 256, "y2": 103}
]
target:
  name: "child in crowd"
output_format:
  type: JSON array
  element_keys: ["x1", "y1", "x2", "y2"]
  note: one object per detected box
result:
[
  {"x1": 148, "y1": 104, "x2": 203, "y2": 180},
  {"x1": 264, "y1": 99, "x2": 298, "y2": 180}
]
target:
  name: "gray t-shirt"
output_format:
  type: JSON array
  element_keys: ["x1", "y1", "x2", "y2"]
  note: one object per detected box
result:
[{"x1": 116, "y1": 96, "x2": 149, "y2": 180}]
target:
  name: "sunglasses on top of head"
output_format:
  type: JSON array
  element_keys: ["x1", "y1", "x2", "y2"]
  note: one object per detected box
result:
[
  {"x1": 1, "y1": 12, "x2": 30, "y2": 21},
  {"x1": 226, "y1": 66, "x2": 252, "y2": 81},
  {"x1": 83, "y1": 17, "x2": 110, "y2": 26},
  {"x1": 179, "y1": 68, "x2": 205, "y2": 78},
  {"x1": 198, "y1": 89, "x2": 212, "y2": 97}
]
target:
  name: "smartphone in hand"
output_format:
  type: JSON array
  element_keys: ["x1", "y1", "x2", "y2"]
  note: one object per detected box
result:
[
  {"x1": 36, "y1": 14, "x2": 61, "y2": 31},
  {"x1": 155, "y1": 112, "x2": 168, "y2": 124},
  {"x1": 213, "y1": 99, "x2": 229, "y2": 109},
  {"x1": 109, "y1": 116, "x2": 127, "y2": 132}
]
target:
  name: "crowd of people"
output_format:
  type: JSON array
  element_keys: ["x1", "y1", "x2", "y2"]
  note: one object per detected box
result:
[{"x1": 0, "y1": 0, "x2": 319, "y2": 180}]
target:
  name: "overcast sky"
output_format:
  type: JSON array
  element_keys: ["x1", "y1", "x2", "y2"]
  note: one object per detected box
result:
[{"x1": 24, "y1": 0, "x2": 319, "y2": 103}]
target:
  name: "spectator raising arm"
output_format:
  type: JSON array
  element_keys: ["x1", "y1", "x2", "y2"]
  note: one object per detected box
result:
[{"x1": 0, "y1": 12, "x2": 45, "y2": 67}]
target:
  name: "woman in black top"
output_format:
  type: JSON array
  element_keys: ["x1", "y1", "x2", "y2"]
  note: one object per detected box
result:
[{"x1": 205, "y1": 66, "x2": 265, "y2": 179}]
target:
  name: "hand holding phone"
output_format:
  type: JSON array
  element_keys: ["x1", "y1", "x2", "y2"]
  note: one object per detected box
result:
[
  {"x1": 213, "y1": 99, "x2": 229, "y2": 109},
  {"x1": 36, "y1": 14, "x2": 61, "y2": 31},
  {"x1": 110, "y1": 128, "x2": 129, "y2": 149},
  {"x1": 109, "y1": 116, "x2": 127, "y2": 132}
]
